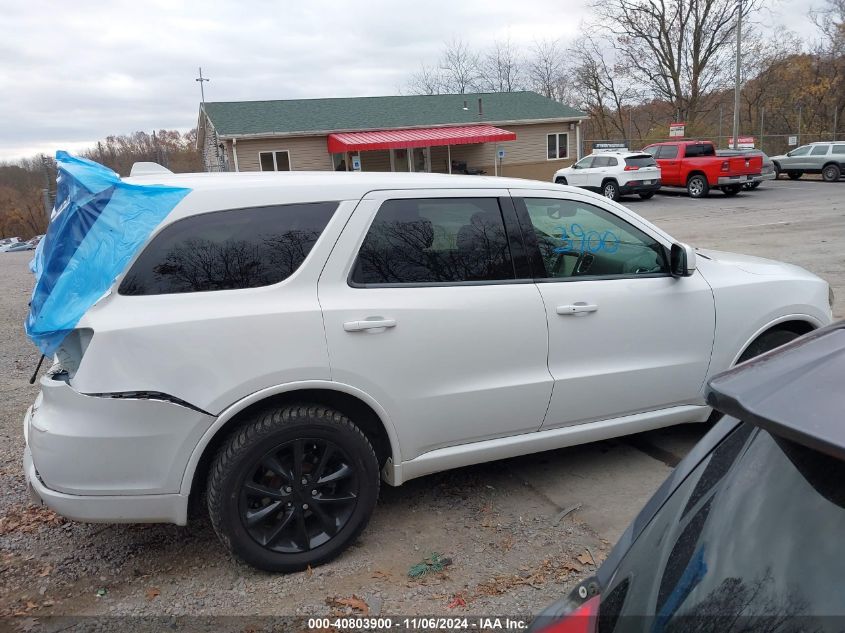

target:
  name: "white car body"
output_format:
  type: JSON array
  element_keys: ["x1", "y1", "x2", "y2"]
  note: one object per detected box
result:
[
  {"x1": 24, "y1": 172, "x2": 831, "y2": 531},
  {"x1": 553, "y1": 151, "x2": 662, "y2": 200}
]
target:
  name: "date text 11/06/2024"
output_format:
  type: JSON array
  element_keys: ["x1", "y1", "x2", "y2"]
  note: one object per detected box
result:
[{"x1": 306, "y1": 616, "x2": 528, "y2": 630}]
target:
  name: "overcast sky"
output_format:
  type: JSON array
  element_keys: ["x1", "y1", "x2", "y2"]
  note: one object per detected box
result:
[{"x1": 0, "y1": 0, "x2": 825, "y2": 161}]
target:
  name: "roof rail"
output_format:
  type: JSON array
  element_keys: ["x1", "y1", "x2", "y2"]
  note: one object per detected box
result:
[{"x1": 129, "y1": 162, "x2": 174, "y2": 177}]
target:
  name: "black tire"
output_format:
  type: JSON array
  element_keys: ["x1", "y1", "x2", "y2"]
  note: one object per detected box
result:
[
  {"x1": 773, "y1": 163, "x2": 781, "y2": 179},
  {"x1": 207, "y1": 404, "x2": 380, "y2": 572},
  {"x1": 822, "y1": 164, "x2": 841, "y2": 182},
  {"x1": 737, "y1": 329, "x2": 802, "y2": 364},
  {"x1": 788, "y1": 171, "x2": 803, "y2": 180},
  {"x1": 687, "y1": 174, "x2": 710, "y2": 198},
  {"x1": 555, "y1": 176, "x2": 568, "y2": 185},
  {"x1": 602, "y1": 179, "x2": 620, "y2": 201},
  {"x1": 722, "y1": 184, "x2": 741, "y2": 197},
  {"x1": 639, "y1": 191, "x2": 655, "y2": 200},
  {"x1": 708, "y1": 328, "x2": 804, "y2": 424}
]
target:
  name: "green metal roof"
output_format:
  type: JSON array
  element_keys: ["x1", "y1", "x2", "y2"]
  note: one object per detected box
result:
[{"x1": 203, "y1": 91, "x2": 586, "y2": 137}]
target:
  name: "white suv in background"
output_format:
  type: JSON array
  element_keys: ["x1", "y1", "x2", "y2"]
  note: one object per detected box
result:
[
  {"x1": 24, "y1": 170, "x2": 831, "y2": 573},
  {"x1": 553, "y1": 150, "x2": 662, "y2": 201}
]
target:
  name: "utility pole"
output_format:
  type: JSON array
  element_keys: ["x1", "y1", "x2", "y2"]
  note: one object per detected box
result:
[
  {"x1": 195, "y1": 67, "x2": 210, "y2": 105},
  {"x1": 798, "y1": 105, "x2": 802, "y2": 145},
  {"x1": 760, "y1": 107, "x2": 764, "y2": 152},
  {"x1": 719, "y1": 103, "x2": 723, "y2": 147},
  {"x1": 732, "y1": 0, "x2": 742, "y2": 149},
  {"x1": 40, "y1": 155, "x2": 52, "y2": 219}
]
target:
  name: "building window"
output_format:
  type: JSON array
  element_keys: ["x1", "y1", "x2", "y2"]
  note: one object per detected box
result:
[
  {"x1": 259, "y1": 150, "x2": 292, "y2": 171},
  {"x1": 547, "y1": 133, "x2": 569, "y2": 160}
]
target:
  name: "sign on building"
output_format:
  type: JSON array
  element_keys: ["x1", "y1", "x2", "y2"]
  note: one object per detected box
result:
[
  {"x1": 351, "y1": 155, "x2": 362, "y2": 171},
  {"x1": 788, "y1": 135, "x2": 798, "y2": 146},
  {"x1": 669, "y1": 123, "x2": 685, "y2": 138},
  {"x1": 497, "y1": 148, "x2": 505, "y2": 159}
]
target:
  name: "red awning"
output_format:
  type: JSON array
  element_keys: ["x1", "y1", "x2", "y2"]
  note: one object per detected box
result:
[{"x1": 327, "y1": 124, "x2": 516, "y2": 153}]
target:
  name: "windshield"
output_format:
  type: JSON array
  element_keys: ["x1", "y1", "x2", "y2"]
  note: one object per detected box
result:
[{"x1": 789, "y1": 145, "x2": 811, "y2": 156}]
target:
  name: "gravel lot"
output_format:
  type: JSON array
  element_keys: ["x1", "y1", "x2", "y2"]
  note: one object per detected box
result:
[{"x1": 0, "y1": 178, "x2": 842, "y2": 626}]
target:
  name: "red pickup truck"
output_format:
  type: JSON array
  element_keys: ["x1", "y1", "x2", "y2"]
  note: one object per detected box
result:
[{"x1": 642, "y1": 140, "x2": 762, "y2": 198}]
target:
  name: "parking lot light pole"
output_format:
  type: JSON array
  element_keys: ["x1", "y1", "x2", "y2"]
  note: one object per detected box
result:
[{"x1": 732, "y1": 0, "x2": 742, "y2": 149}]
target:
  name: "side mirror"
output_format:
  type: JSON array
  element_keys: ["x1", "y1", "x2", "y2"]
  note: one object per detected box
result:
[{"x1": 670, "y1": 243, "x2": 696, "y2": 277}]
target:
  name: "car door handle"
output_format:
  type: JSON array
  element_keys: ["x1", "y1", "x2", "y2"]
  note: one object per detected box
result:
[
  {"x1": 556, "y1": 303, "x2": 598, "y2": 315},
  {"x1": 343, "y1": 318, "x2": 397, "y2": 332}
]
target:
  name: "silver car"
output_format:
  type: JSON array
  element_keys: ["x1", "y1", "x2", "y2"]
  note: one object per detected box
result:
[{"x1": 771, "y1": 142, "x2": 845, "y2": 182}]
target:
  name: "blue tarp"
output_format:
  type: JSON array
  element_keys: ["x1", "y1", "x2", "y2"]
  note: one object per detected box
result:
[{"x1": 26, "y1": 151, "x2": 191, "y2": 356}]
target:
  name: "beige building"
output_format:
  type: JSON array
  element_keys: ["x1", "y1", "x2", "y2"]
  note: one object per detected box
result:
[{"x1": 197, "y1": 92, "x2": 587, "y2": 182}]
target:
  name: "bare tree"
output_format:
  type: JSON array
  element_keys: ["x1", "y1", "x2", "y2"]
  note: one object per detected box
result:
[
  {"x1": 480, "y1": 38, "x2": 524, "y2": 92},
  {"x1": 590, "y1": 0, "x2": 760, "y2": 126},
  {"x1": 408, "y1": 63, "x2": 446, "y2": 95},
  {"x1": 525, "y1": 38, "x2": 570, "y2": 102},
  {"x1": 570, "y1": 35, "x2": 643, "y2": 139},
  {"x1": 439, "y1": 38, "x2": 482, "y2": 94}
]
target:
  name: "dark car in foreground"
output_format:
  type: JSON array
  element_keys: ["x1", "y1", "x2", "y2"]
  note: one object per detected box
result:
[{"x1": 530, "y1": 322, "x2": 845, "y2": 633}]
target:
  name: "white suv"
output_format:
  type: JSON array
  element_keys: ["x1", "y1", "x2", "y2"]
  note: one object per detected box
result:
[
  {"x1": 24, "y1": 170, "x2": 832, "y2": 572},
  {"x1": 553, "y1": 151, "x2": 662, "y2": 201}
]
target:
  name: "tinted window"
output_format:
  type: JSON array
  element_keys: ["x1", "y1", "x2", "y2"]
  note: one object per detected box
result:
[
  {"x1": 519, "y1": 198, "x2": 668, "y2": 279},
  {"x1": 625, "y1": 155, "x2": 657, "y2": 168},
  {"x1": 833, "y1": 145, "x2": 845, "y2": 155},
  {"x1": 642, "y1": 146, "x2": 657, "y2": 156},
  {"x1": 119, "y1": 202, "x2": 337, "y2": 295},
  {"x1": 593, "y1": 156, "x2": 611, "y2": 168},
  {"x1": 599, "y1": 425, "x2": 845, "y2": 632},
  {"x1": 656, "y1": 145, "x2": 679, "y2": 159},
  {"x1": 351, "y1": 198, "x2": 515, "y2": 285},
  {"x1": 810, "y1": 144, "x2": 831, "y2": 155},
  {"x1": 684, "y1": 144, "x2": 715, "y2": 157}
]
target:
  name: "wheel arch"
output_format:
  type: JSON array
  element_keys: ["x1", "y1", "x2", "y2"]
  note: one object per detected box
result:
[
  {"x1": 730, "y1": 316, "x2": 819, "y2": 367},
  {"x1": 600, "y1": 177, "x2": 619, "y2": 187},
  {"x1": 181, "y1": 381, "x2": 402, "y2": 503},
  {"x1": 686, "y1": 170, "x2": 708, "y2": 183}
]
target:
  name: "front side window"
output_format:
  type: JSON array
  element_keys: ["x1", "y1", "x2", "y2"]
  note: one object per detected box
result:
[
  {"x1": 573, "y1": 156, "x2": 594, "y2": 170},
  {"x1": 119, "y1": 202, "x2": 337, "y2": 295},
  {"x1": 547, "y1": 133, "x2": 569, "y2": 160},
  {"x1": 259, "y1": 150, "x2": 291, "y2": 171},
  {"x1": 810, "y1": 144, "x2": 831, "y2": 156},
  {"x1": 518, "y1": 197, "x2": 668, "y2": 279},
  {"x1": 350, "y1": 198, "x2": 515, "y2": 285},
  {"x1": 789, "y1": 145, "x2": 811, "y2": 156},
  {"x1": 656, "y1": 145, "x2": 679, "y2": 159}
]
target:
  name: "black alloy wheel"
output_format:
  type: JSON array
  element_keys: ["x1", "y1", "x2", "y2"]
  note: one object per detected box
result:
[
  {"x1": 208, "y1": 404, "x2": 380, "y2": 572},
  {"x1": 240, "y1": 438, "x2": 359, "y2": 553}
]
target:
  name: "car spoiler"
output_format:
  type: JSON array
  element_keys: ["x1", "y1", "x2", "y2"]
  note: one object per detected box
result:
[{"x1": 707, "y1": 322, "x2": 845, "y2": 461}]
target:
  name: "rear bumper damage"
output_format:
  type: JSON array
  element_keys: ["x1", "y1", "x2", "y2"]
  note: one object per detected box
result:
[{"x1": 22, "y1": 374, "x2": 216, "y2": 524}]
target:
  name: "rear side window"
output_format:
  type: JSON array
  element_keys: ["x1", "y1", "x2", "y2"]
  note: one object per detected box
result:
[
  {"x1": 684, "y1": 144, "x2": 715, "y2": 157},
  {"x1": 119, "y1": 202, "x2": 337, "y2": 295},
  {"x1": 625, "y1": 155, "x2": 657, "y2": 168},
  {"x1": 810, "y1": 144, "x2": 831, "y2": 155},
  {"x1": 656, "y1": 145, "x2": 679, "y2": 159},
  {"x1": 350, "y1": 198, "x2": 515, "y2": 285},
  {"x1": 833, "y1": 145, "x2": 845, "y2": 155}
]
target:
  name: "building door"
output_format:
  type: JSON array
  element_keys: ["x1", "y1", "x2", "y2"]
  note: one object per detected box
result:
[
  {"x1": 391, "y1": 149, "x2": 410, "y2": 172},
  {"x1": 411, "y1": 147, "x2": 431, "y2": 172}
]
